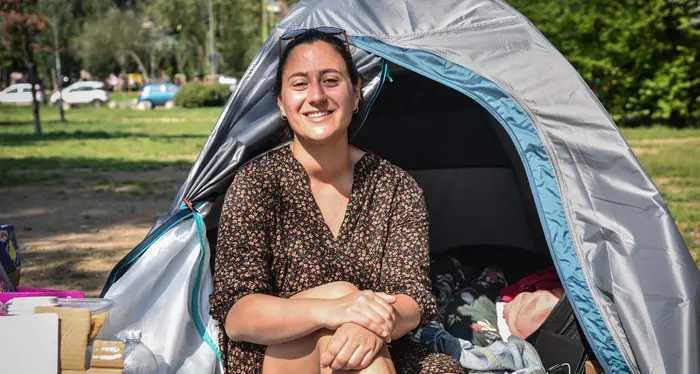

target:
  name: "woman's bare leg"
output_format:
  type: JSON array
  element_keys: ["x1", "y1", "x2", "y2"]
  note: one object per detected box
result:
[{"x1": 262, "y1": 282, "x2": 396, "y2": 374}]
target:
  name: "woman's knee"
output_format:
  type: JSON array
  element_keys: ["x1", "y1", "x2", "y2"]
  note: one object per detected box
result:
[{"x1": 291, "y1": 281, "x2": 358, "y2": 300}]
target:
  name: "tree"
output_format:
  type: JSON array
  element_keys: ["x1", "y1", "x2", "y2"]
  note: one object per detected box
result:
[
  {"x1": 509, "y1": 0, "x2": 700, "y2": 127},
  {"x1": 74, "y1": 8, "x2": 150, "y2": 81},
  {"x1": 0, "y1": 0, "x2": 50, "y2": 134}
]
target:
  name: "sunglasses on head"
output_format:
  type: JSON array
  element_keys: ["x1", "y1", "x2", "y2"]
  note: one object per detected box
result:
[{"x1": 278, "y1": 27, "x2": 350, "y2": 59}]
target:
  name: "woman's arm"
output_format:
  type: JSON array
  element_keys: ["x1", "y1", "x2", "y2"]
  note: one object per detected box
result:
[
  {"x1": 381, "y1": 176, "x2": 437, "y2": 339},
  {"x1": 228, "y1": 289, "x2": 398, "y2": 345},
  {"x1": 388, "y1": 295, "x2": 421, "y2": 339},
  {"x1": 225, "y1": 294, "x2": 328, "y2": 345}
]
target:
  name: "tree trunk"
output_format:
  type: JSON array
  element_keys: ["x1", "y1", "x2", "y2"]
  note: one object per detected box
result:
[
  {"x1": 125, "y1": 50, "x2": 150, "y2": 83},
  {"x1": 22, "y1": 27, "x2": 41, "y2": 135}
]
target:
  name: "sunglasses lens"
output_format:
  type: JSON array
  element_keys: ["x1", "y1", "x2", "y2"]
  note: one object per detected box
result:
[
  {"x1": 281, "y1": 29, "x2": 307, "y2": 40},
  {"x1": 316, "y1": 27, "x2": 344, "y2": 35}
]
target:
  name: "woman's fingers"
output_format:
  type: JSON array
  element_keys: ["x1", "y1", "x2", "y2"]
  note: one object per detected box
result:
[
  {"x1": 359, "y1": 347, "x2": 377, "y2": 369},
  {"x1": 366, "y1": 302, "x2": 395, "y2": 340},
  {"x1": 330, "y1": 338, "x2": 358, "y2": 370},
  {"x1": 344, "y1": 343, "x2": 368, "y2": 370},
  {"x1": 351, "y1": 314, "x2": 387, "y2": 338},
  {"x1": 375, "y1": 292, "x2": 397, "y2": 304},
  {"x1": 370, "y1": 293, "x2": 395, "y2": 315},
  {"x1": 321, "y1": 332, "x2": 348, "y2": 368}
]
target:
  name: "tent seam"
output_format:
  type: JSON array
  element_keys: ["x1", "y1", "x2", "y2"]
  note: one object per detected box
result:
[{"x1": 351, "y1": 16, "x2": 523, "y2": 41}]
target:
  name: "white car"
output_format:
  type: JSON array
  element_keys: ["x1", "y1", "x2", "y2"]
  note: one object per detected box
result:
[
  {"x1": 50, "y1": 81, "x2": 110, "y2": 106},
  {"x1": 218, "y1": 76, "x2": 239, "y2": 92},
  {"x1": 0, "y1": 83, "x2": 44, "y2": 104}
]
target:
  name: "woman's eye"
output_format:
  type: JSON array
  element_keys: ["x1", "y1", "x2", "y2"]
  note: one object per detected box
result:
[
  {"x1": 292, "y1": 81, "x2": 307, "y2": 88},
  {"x1": 323, "y1": 78, "x2": 339, "y2": 85}
]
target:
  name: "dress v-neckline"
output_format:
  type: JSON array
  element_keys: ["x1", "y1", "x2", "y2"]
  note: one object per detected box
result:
[{"x1": 285, "y1": 146, "x2": 370, "y2": 242}]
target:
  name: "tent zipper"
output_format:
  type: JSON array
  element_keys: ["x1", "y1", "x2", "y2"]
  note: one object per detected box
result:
[{"x1": 351, "y1": 61, "x2": 389, "y2": 140}]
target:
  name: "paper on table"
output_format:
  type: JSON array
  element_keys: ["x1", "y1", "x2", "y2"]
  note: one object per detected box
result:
[{"x1": 0, "y1": 313, "x2": 59, "y2": 373}]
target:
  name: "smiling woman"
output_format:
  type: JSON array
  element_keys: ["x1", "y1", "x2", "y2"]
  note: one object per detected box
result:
[{"x1": 209, "y1": 29, "x2": 464, "y2": 374}]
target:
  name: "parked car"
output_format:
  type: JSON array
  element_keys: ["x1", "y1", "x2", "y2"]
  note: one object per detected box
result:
[
  {"x1": 218, "y1": 76, "x2": 239, "y2": 92},
  {"x1": 137, "y1": 83, "x2": 180, "y2": 108},
  {"x1": 0, "y1": 83, "x2": 44, "y2": 104},
  {"x1": 50, "y1": 81, "x2": 110, "y2": 106}
]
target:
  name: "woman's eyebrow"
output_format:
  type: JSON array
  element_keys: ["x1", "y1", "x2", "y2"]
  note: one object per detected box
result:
[
  {"x1": 287, "y1": 68, "x2": 343, "y2": 81},
  {"x1": 287, "y1": 71, "x2": 308, "y2": 80},
  {"x1": 319, "y1": 68, "x2": 342, "y2": 76}
]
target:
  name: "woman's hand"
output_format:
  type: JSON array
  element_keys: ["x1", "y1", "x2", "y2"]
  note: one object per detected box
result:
[
  {"x1": 321, "y1": 290, "x2": 397, "y2": 340},
  {"x1": 320, "y1": 323, "x2": 385, "y2": 370}
]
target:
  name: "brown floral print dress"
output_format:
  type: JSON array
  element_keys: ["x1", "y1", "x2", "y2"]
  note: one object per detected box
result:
[{"x1": 210, "y1": 146, "x2": 464, "y2": 374}]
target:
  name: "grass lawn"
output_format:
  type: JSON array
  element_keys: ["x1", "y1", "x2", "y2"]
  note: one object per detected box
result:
[
  {"x1": 1, "y1": 105, "x2": 218, "y2": 186},
  {"x1": 1, "y1": 105, "x2": 698, "y2": 267},
  {"x1": 109, "y1": 91, "x2": 140, "y2": 103}
]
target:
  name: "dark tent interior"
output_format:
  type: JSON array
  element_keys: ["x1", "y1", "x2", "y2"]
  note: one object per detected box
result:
[{"x1": 350, "y1": 64, "x2": 552, "y2": 279}]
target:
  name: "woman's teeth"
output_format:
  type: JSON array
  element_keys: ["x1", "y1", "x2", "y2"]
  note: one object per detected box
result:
[{"x1": 306, "y1": 111, "x2": 332, "y2": 118}]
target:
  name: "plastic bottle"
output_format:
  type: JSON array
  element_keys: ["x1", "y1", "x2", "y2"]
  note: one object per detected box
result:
[{"x1": 122, "y1": 329, "x2": 159, "y2": 374}]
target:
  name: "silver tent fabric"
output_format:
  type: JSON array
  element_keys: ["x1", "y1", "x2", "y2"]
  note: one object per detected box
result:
[{"x1": 107, "y1": 1, "x2": 698, "y2": 373}]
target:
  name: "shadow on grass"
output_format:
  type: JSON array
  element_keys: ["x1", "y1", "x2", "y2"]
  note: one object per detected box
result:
[
  {"x1": 1, "y1": 130, "x2": 206, "y2": 145},
  {"x1": 20, "y1": 246, "x2": 127, "y2": 297},
  {"x1": 1, "y1": 156, "x2": 193, "y2": 186},
  {"x1": 2, "y1": 156, "x2": 192, "y2": 171},
  {"x1": 0, "y1": 119, "x2": 93, "y2": 127}
]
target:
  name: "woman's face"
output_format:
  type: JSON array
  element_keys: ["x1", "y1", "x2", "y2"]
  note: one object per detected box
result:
[{"x1": 277, "y1": 41, "x2": 361, "y2": 143}]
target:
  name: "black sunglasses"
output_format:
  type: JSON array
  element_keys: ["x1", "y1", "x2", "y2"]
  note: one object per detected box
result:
[{"x1": 278, "y1": 27, "x2": 350, "y2": 59}]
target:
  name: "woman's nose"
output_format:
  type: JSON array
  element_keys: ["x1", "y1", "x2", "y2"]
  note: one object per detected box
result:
[{"x1": 307, "y1": 81, "x2": 327, "y2": 104}]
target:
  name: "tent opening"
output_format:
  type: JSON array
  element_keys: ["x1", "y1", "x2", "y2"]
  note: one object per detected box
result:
[{"x1": 350, "y1": 63, "x2": 552, "y2": 273}]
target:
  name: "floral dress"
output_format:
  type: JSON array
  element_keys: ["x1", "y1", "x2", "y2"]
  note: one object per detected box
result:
[{"x1": 209, "y1": 146, "x2": 464, "y2": 374}]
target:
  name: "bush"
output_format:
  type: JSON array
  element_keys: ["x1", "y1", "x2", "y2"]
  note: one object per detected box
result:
[{"x1": 174, "y1": 82, "x2": 231, "y2": 108}]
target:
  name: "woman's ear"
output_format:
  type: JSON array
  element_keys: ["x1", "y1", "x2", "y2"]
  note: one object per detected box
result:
[
  {"x1": 353, "y1": 79, "x2": 362, "y2": 110},
  {"x1": 277, "y1": 96, "x2": 287, "y2": 118}
]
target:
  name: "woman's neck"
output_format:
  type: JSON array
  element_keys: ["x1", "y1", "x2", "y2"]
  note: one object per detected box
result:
[{"x1": 290, "y1": 136, "x2": 353, "y2": 183}]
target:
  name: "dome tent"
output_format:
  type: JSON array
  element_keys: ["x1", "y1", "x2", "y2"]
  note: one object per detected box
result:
[{"x1": 99, "y1": 1, "x2": 699, "y2": 373}]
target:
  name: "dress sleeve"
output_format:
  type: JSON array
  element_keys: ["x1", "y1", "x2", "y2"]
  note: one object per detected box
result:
[
  {"x1": 381, "y1": 176, "x2": 437, "y2": 327},
  {"x1": 209, "y1": 165, "x2": 276, "y2": 324}
]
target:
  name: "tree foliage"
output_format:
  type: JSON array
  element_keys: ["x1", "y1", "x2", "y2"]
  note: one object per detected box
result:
[
  {"x1": 509, "y1": 0, "x2": 700, "y2": 126},
  {"x1": 1, "y1": 0, "x2": 697, "y2": 125},
  {"x1": 0, "y1": 0, "x2": 50, "y2": 134}
]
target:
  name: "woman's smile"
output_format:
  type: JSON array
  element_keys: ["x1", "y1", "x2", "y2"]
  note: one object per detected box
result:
[{"x1": 303, "y1": 109, "x2": 335, "y2": 121}]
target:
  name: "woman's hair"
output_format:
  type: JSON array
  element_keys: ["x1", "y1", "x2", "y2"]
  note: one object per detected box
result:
[{"x1": 274, "y1": 29, "x2": 361, "y2": 97}]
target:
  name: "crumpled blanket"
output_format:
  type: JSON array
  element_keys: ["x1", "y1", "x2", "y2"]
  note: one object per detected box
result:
[{"x1": 412, "y1": 321, "x2": 545, "y2": 374}]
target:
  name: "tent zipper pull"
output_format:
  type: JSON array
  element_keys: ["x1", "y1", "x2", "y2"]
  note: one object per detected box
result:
[
  {"x1": 183, "y1": 198, "x2": 198, "y2": 213},
  {"x1": 546, "y1": 363, "x2": 571, "y2": 374}
]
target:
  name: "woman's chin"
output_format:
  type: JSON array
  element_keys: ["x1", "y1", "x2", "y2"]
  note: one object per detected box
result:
[{"x1": 297, "y1": 125, "x2": 344, "y2": 143}]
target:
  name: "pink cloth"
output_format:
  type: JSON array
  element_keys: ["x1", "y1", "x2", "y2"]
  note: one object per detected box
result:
[
  {"x1": 503, "y1": 288, "x2": 564, "y2": 339},
  {"x1": 500, "y1": 266, "x2": 562, "y2": 302},
  {"x1": 0, "y1": 286, "x2": 84, "y2": 305}
]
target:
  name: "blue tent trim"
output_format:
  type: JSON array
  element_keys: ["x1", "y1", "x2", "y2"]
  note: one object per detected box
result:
[{"x1": 351, "y1": 36, "x2": 630, "y2": 374}]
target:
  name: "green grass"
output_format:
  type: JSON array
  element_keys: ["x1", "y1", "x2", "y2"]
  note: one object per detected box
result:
[
  {"x1": 0, "y1": 105, "x2": 219, "y2": 185},
  {"x1": 109, "y1": 91, "x2": 140, "y2": 102},
  {"x1": 1, "y1": 106, "x2": 698, "y2": 265},
  {"x1": 620, "y1": 127, "x2": 700, "y2": 265}
]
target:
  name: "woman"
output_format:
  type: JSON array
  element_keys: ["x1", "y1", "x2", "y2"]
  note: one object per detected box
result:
[{"x1": 210, "y1": 28, "x2": 464, "y2": 374}]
